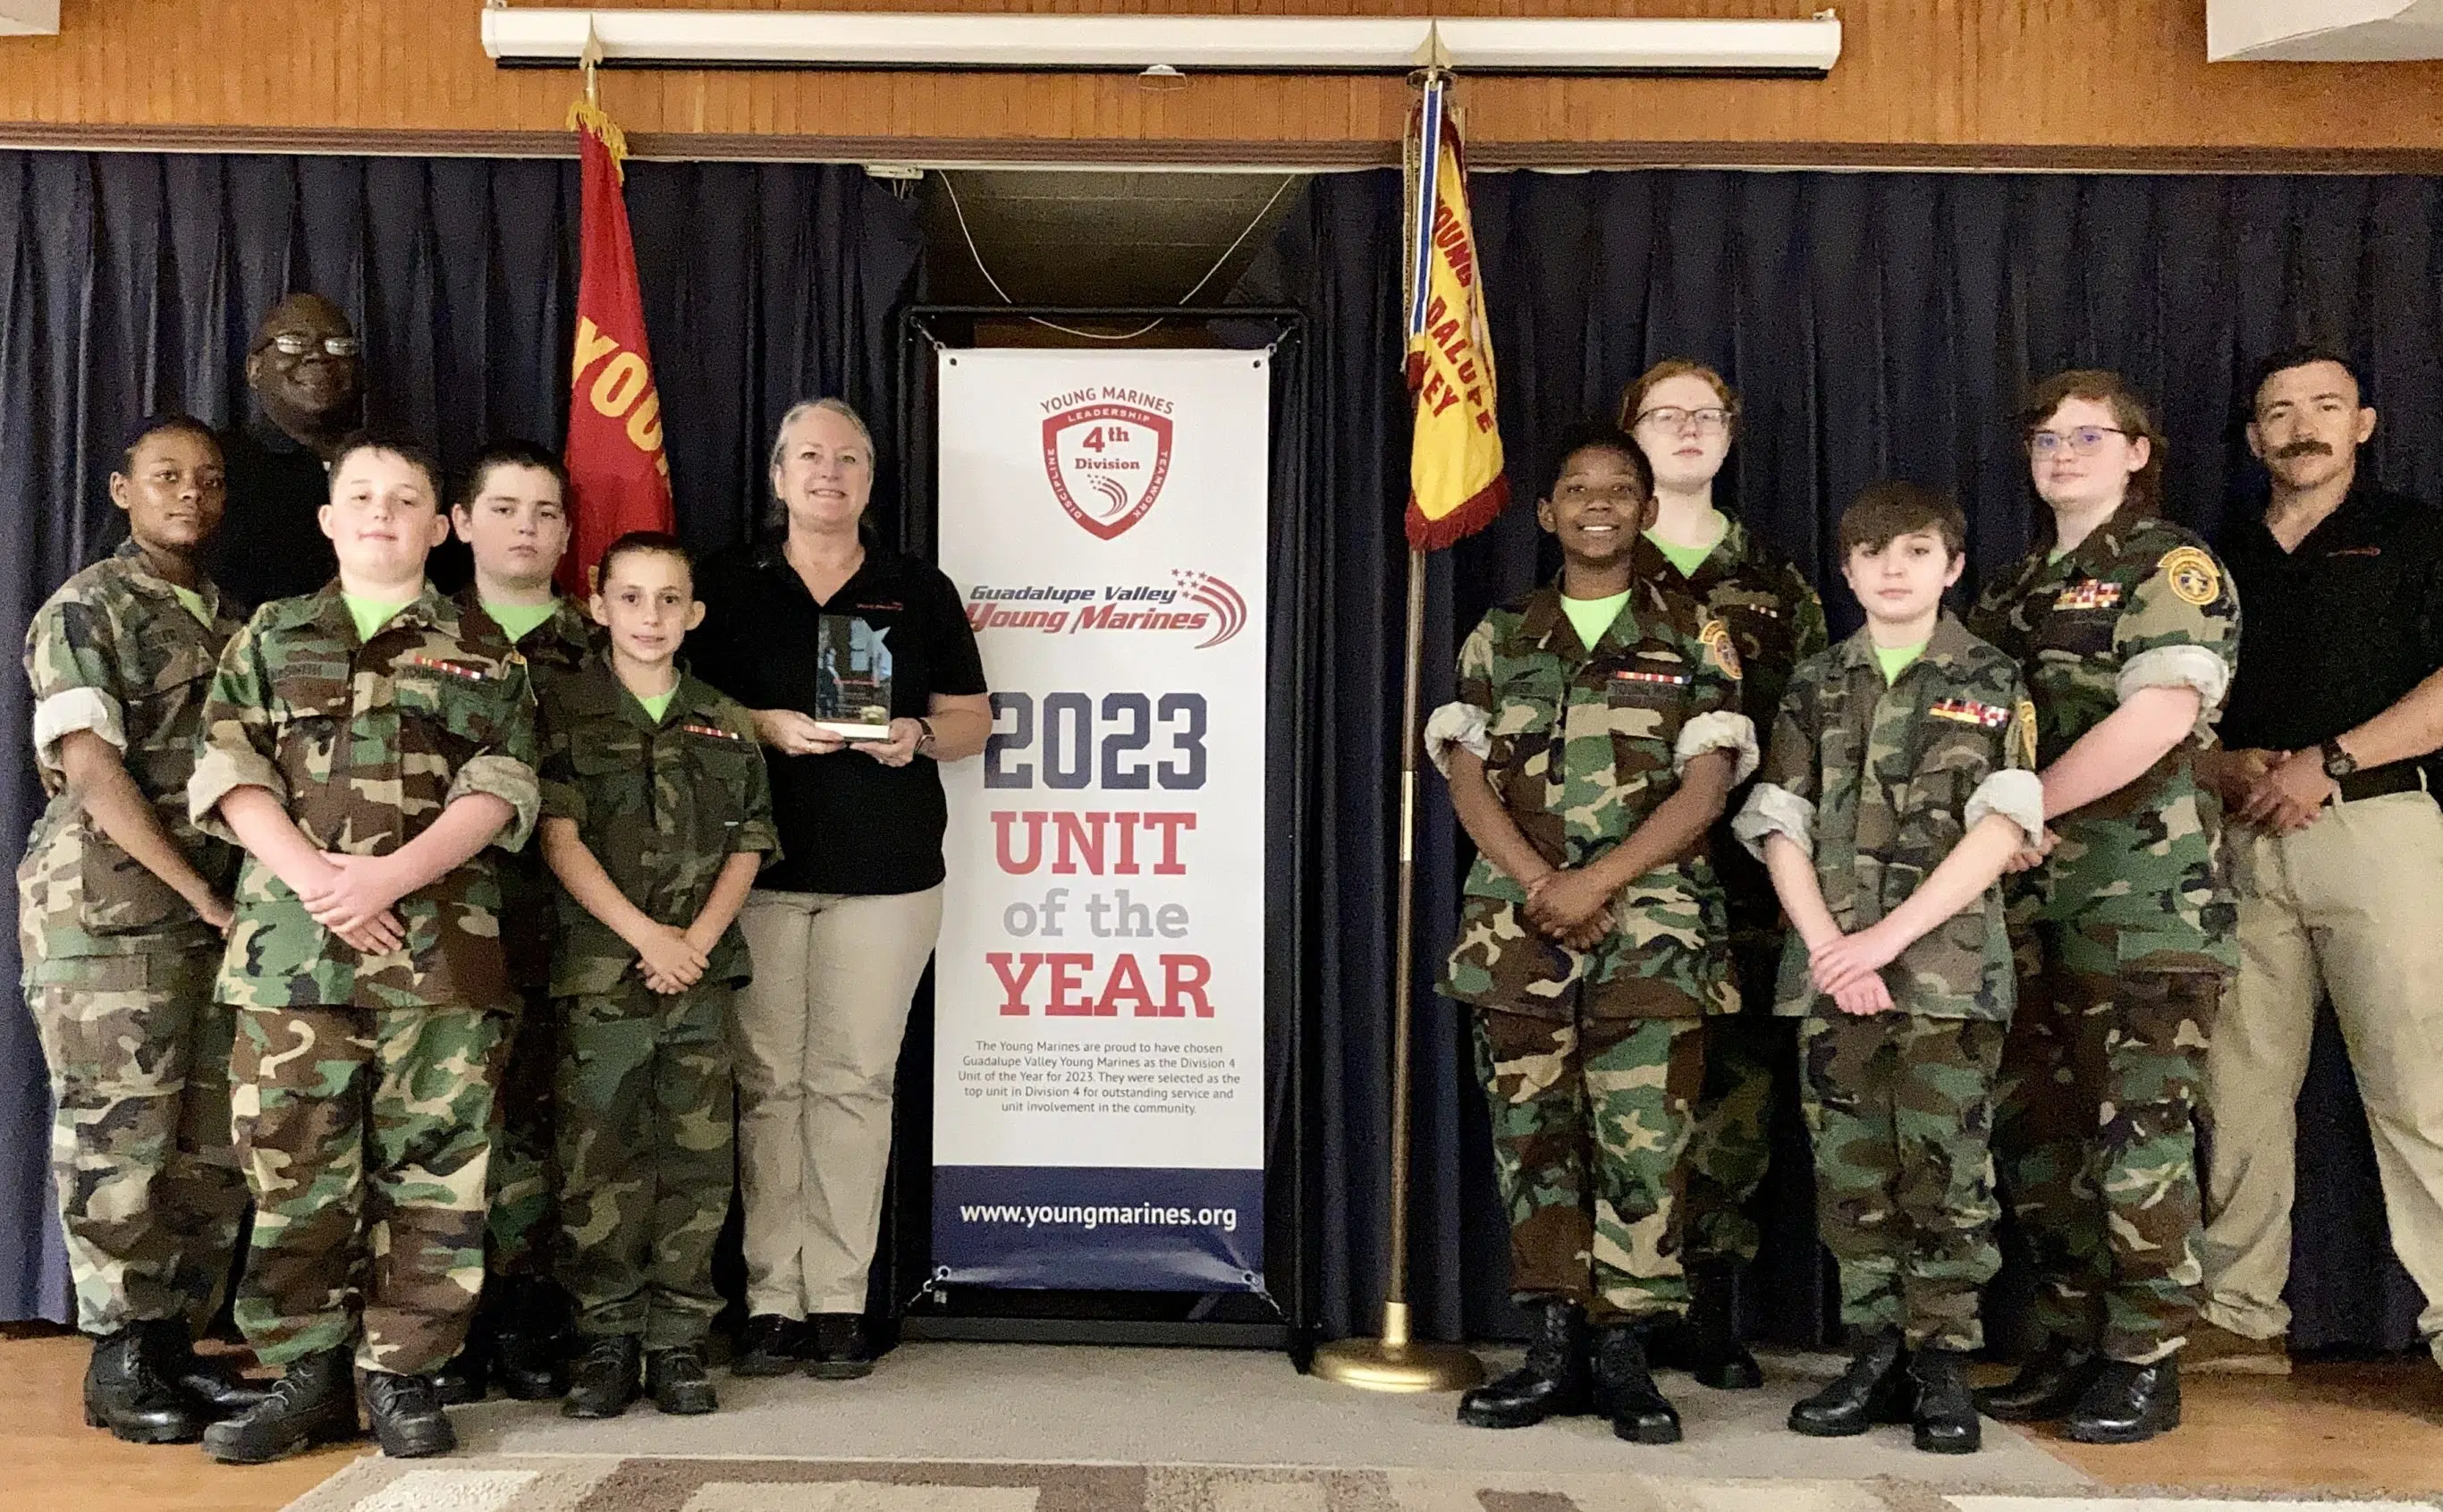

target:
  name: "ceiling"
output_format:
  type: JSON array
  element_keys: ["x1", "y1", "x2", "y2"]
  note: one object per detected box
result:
[{"x1": 916, "y1": 168, "x2": 1312, "y2": 311}]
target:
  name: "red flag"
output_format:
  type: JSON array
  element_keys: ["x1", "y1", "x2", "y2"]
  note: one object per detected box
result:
[{"x1": 558, "y1": 101, "x2": 674, "y2": 596}]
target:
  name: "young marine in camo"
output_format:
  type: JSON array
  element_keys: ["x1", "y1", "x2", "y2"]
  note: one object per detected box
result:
[
  {"x1": 432, "y1": 442, "x2": 598, "y2": 1406},
  {"x1": 537, "y1": 532, "x2": 776, "y2": 1421},
  {"x1": 1735, "y1": 484, "x2": 2044, "y2": 1455},
  {"x1": 186, "y1": 435, "x2": 541, "y2": 1465},
  {"x1": 1965, "y1": 372, "x2": 2241, "y2": 1447},
  {"x1": 1428, "y1": 423, "x2": 1758, "y2": 1446},
  {"x1": 20, "y1": 417, "x2": 266, "y2": 1445},
  {"x1": 1620, "y1": 360, "x2": 1830, "y2": 1390}
]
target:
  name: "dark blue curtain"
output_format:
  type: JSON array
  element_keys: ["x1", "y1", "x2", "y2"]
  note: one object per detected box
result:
[
  {"x1": 0, "y1": 149, "x2": 923, "y2": 1322},
  {"x1": 1237, "y1": 167, "x2": 2440, "y2": 1354}
]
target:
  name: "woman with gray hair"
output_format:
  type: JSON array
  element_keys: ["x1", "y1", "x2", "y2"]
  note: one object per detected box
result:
[{"x1": 689, "y1": 398, "x2": 992, "y2": 1379}]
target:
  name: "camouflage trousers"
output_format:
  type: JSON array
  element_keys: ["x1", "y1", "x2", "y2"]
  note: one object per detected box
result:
[
  {"x1": 1801, "y1": 1012, "x2": 2008, "y2": 1351},
  {"x1": 229, "y1": 1001, "x2": 507, "y2": 1374},
  {"x1": 26, "y1": 944, "x2": 249, "y2": 1336},
  {"x1": 1992, "y1": 951, "x2": 2218, "y2": 1365},
  {"x1": 485, "y1": 996, "x2": 559, "y2": 1280},
  {"x1": 1680, "y1": 944, "x2": 1789, "y2": 1267},
  {"x1": 557, "y1": 980, "x2": 734, "y2": 1348},
  {"x1": 1471, "y1": 1006, "x2": 1706, "y2": 1322}
]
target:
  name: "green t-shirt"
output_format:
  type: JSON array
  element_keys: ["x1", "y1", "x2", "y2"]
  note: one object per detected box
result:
[
  {"x1": 1560, "y1": 590, "x2": 1632, "y2": 651},
  {"x1": 484, "y1": 597, "x2": 557, "y2": 644},
  {"x1": 1646, "y1": 510, "x2": 1729, "y2": 578},
  {"x1": 1874, "y1": 639, "x2": 1928, "y2": 682},
  {"x1": 636, "y1": 688, "x2": 676, "y2": 723},
  {"x1": 169, "y1": 585, "x2": 212, "y2": 627},
  {"x1": 342, "y1": 593, "x2": 409, "y2": 644}
]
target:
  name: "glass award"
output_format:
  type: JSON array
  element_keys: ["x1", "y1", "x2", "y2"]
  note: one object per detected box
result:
[{"x1": 814, "y1": 612, "x2": 894, "y2": 740}]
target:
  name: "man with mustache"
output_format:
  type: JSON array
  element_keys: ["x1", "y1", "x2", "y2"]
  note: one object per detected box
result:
[
  {"x1": 2188, "y1": 347, "x2": 2443, "y2": 1383},
  {"x1": 212, "y1": 294, "x2": 365, "y2": 610}
]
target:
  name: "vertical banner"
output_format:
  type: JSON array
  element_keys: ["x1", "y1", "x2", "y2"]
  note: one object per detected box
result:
[{"x1": 932, "y1": 349, "x2": 1269, "y2": 1292}]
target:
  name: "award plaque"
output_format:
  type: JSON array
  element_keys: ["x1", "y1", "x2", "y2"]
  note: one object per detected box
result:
[{"x1": 814, "y1": 612, "x2": 894, "y2": 740}]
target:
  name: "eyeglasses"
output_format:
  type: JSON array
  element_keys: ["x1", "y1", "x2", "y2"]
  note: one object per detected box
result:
[
  {"x1": 1634, "y1": 405, "x2": 1732, "y2": 435},
  {"x1": 2028, "y1": 426, "x2": 2128, "y2": 457},
  {"x1": 262, "y1": 333, "x2": 360, "y2": 359}
]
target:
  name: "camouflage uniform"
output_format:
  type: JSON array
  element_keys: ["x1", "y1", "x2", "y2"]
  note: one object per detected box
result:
[
  {"x1": 538, "y1": 656, "x2": 776, "y2": 1347},
  {"x1": 1634, "y1": 523, "x2": 1829, "y2": 1267},
  {"x1": 188, "y1": 581, "x2": 538, "y2": 1374},
  {"x1": 1967, "y1": 516, "x2": 2241, "y2": 1365},
  {"x1": 1733, "y1": 613, "x2": 2042, "y2": 1349},
  {"x1": 1430, "y1": 582, "x2": 1757, "y2": 1319},
  {"x1": 18, "y1": 542, "x2": 249, "y2": 1336},
  {"x1": 459, "y1": 590, "x2": 598, "y2": 1285}
]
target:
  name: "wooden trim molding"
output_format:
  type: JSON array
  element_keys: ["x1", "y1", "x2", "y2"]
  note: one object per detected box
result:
[{"x1": 5, "y1": 122, "x2": 2443, "y2": 175}]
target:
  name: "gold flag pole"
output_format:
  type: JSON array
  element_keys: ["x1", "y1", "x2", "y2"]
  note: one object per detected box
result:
[{"x1": 1311, "y1": 47, "x2": 1484, "y2": 1394}]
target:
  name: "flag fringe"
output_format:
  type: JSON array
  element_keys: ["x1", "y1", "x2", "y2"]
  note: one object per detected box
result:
[
  {"x1": 566, "y1": 100, "x2": 630, "y2": 182},
  {"x1": 1405, "y1": 474, "x2": 1509, "y2": 553}
]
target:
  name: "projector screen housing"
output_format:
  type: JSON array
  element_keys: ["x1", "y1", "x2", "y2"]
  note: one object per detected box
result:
[{"x1": 479, "y1": 8, "x2": 1844, "y2": 77}]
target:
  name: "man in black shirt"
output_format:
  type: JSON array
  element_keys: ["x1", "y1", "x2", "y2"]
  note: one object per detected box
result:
[
  {"x1": 211, "y1": 294, "x2": 362, "y2": 609},
  {"x1": 2191, "y1": 348, "x2": 2443, "y2": 1381}
]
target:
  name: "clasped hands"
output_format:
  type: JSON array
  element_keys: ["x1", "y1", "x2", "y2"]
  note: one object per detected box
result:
[
  {"x1": 1520, "y1": 867, "x2": 1618, "y2": 951},
  {"x1": 2222, "y1": 748, "x2": 2333, "y2": 835},
  {"x1": 300, "y1": 852, "x2": 409, "y2": 954},
  {"x1": 630, "y1": 922, "x2": 723, "y2": 995}
]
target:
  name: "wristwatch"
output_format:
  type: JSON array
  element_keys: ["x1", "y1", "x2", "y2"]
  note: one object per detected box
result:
[
  {"x1": 2319, "y1": 738, "x2": 2358, "y2": 780},
  {"x1": 915, "y1": 717, "x2": 938, "y2": 758}
]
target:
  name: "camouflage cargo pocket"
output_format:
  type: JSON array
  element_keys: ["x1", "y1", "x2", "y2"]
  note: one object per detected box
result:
[{"x1": 77, "y1": 826, "x2": 190, "y2": 935}]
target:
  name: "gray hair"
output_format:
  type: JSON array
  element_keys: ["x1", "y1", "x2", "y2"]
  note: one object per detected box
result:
[{"x1": 767, "y1": 397, "x2": 875, "y2": 477}]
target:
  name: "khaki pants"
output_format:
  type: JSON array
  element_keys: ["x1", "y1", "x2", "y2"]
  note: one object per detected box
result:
[
  {"x1": 2202, "y1": 789, "x2": 2443, "y2": 1359},
  {"x1": 732, "y1": 886, "x2": 943, "y2": 1318}
]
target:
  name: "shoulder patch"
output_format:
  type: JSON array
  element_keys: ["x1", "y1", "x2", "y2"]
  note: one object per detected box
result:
[
  {"x1": 1698, "y1": 618, "x2": 1741, "y2": 680},
  {"x1": 2158, "y1": 545, "x2": 2222, "y2": 608},
  {"x1": 2016, "y1": 697, "x2": 2039, "y2": 767}
]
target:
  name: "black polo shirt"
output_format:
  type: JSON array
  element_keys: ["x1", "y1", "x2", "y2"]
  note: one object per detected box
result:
[
  {"x1": 2218, "y1": 480, "x2": 2443, "y2": 757},
  {"x1": 209, "y1": 420, "x2": 337, "y2": 611},
  {"x1": 692, "y1": 541, "x2": 988, "y2": 896}
]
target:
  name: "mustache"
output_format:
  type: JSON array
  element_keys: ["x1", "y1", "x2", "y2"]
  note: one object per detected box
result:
[{"x1": 2276, "y1": 439, "x2": 2333, "y2": 459}]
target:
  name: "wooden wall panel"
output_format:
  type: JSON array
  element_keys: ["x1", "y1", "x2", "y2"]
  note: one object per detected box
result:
[{"x1": 4, "y1": 0, "x2": 2443, "y2": 164}]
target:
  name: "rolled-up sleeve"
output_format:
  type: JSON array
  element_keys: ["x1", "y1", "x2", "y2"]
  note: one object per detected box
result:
[
  {"x1": 33, "y1": 687, "x2": 124, "y2": 765},
  {"x1": 1673, "y1": 709, "x2": 1760, "y2": 786},
  {"x1": 187, "y1": 618, "x2": 283, "y2": 843},
  {"x1": 2117, "y1": 643, "x2": 2230, "y2": 710},
  {"x1": 1965, "y1": 768, "x2": 2047, "y2": 848},
  {"x1": 451, "y1": 756, "x2": 541, "y2": 853},
  {"x1": 1423, "y1": 700, "x2": 1491, "y2": 778},
  {"x1": 1732, "y1": 781, "x2": 1815, "y2": 859}
]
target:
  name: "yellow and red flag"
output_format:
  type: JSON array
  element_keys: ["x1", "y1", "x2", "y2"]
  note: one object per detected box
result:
[
  {"x1": 559, "y1": 99, "x2": 675, "y2": 596},
  {"x1": 1402, "y1": 74, "x2": 1507, "y2": 551}
]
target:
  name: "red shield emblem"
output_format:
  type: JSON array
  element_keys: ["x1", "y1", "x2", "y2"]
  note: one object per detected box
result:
[{"x1": 1041, "y1": 401, "x2": 1174, "y2": 540}]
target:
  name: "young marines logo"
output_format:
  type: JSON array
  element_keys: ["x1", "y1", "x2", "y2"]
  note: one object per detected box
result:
[
  {"x1": 2158, "y1": 545, "x2": 2222, "y2": 607},
  {"x1": 1698, "y1": 618, "x2": 1742, "y2": 680},
  {"x1": 2016, "y1": 697, "x2": 2040, "y2": 767},
  {"x1": 1041, "y1": 399, "x2": 1175, "y2": 540}
]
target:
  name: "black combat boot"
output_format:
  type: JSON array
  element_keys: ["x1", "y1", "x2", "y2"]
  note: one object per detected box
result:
[
  {"x1": 562, "y1": 1334, "x2": 642, "y2": 1420},
  {"x1": 647, "y1": 1345, "x2": 720, "y2": 1415},
  {"x1": 2065, "y1": 1357, "x2": 2180, "y2": 1444},
  {"x1": 1592, "y1": 1322, "x2": 1682, "y2": 1444},
  {"x1": 200, "y1": 1348, "x2": 359, "y2": 1464},
  {"x1": 151, "y1": 1320, "x2": 269, "y2": 1420},
  {"x1": 1457, "y1": 1299, "x2": 1591, "y2": 1429},
  {"x1": 84, "y1": 1322, "x2": 210, "y2": 1444},
  {"x1": 430, "y1": 1312, "x2": 491, "y2": 1406},
  {"x1": 1909, "y1": 1347, "x2": 1982, "y2": 1454},
  {"x1": 361, "y1": 1369, "x2": 456, "y2": 1458},
  {"x1": 1788, "y1": 1328, "x2": 1910, "y2": 1437},
  {"x1": 806, "y1": 1313, "x2": 878, "y2": 1381},
  {"x1": 731, "y1": 1314, "x2": 805, "y2": 1377},
  {"x1": 1974, "y1": 1339, "x2": 2101, "y2": 1423},
  {"x1": 490, "y1": 1276, "x2": 569, "y2": 1400},
  {"x1": 1683, "y1": 1263, "x2": 1763, "y2": 1390}
]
